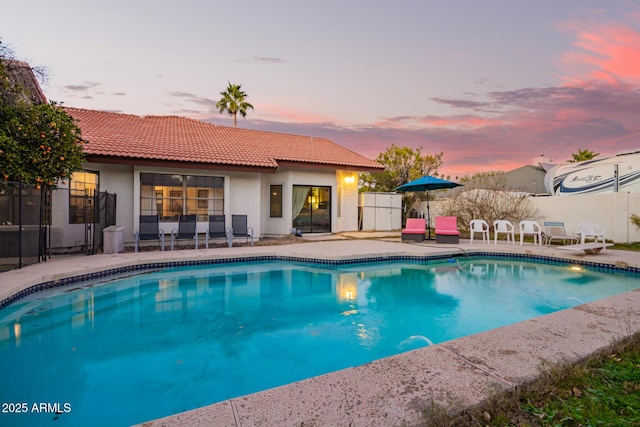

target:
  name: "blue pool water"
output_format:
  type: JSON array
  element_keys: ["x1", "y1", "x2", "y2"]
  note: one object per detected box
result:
[{"x1": 1, "y1": 257, "x2": 639, "y2": 426}]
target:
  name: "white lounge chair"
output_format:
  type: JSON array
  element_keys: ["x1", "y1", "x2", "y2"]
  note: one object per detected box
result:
[
  {"x1": 469, "y1": 219, "x2": 489, "y2": 244},
  {"x1": 542, "y1": 221, "x2": 579, "y2": 245},
  {"x1": 519, "y1": 220, "x2": 542, "y2": 246},
  {"x1": 493, "y1": 220, "x2": 515, "y2": 245}
]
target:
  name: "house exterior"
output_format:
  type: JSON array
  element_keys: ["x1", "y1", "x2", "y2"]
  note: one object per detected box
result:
[{"x1": 50, "y1": 108, "x2": 383, "y2": 249}]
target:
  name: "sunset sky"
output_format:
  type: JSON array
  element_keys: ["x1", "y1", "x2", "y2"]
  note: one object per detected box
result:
[{"x1": 2, "y1": 1, "x2": 640, "y2": 178}]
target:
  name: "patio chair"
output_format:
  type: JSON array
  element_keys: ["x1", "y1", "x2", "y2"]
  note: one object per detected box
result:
[
  {"x1": 230, "y1": 214, "x2": 254, "y2": 246},
  {"x1": 519, "y1": 220, "x2": 542, "y2": 246},
  {"x1": 493, "y1": 220, "x2": 515, "y2": 245},
  {"x1": 435, "y1": 216, "x2": 460, "y2": 244},
  {"x1": 171, "y1": 214, "x2": 198, "y2": 250},
  {"x1": 134, "y1": 215, "x2": 166, "y2": 252},
  {"x1": 206, "y1": 215, "x2": 231, "y2": 248},
  {"x1": 578, "y1": 222, "x2": 606, "y2": 249},
  {"x1": 542, "y1": 221, "x2": 578, "y2": 245},
  {"x1": 401, "y1": 218, "x2": 426, "y2": 242},
  {"x1": 469, "y1": 219, "x2": 490, "y2": 244}
]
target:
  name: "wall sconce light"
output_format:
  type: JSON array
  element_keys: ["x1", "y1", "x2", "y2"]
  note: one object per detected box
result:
[{"x1": 344, "y1": 174, "x2": 356, "y2": 184}]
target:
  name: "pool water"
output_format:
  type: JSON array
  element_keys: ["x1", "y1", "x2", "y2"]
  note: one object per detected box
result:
[{"x1": 1, "y1": 258, "x2": 639, "y2": 426}]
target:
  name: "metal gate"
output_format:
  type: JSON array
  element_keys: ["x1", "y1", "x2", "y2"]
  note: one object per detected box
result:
[{"x1": 83, "y1": 190, "x2": 116, "y2": 255}]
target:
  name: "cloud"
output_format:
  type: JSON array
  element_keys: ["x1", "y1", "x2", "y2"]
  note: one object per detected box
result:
[
  {"x1": 237, "y1": 56, "x2": 286, "y2": 64},
  {"x1": 558, "y1": 21, "x2": 640, "y2": 85},
  {"x1": 430, "y1": 97, "x2": 490, "y2": 110},
  {"x1": 61, "y1": 81, "x2": 100, "y2": 92},
  {"x1": 375, "y1": 115, "x2": 496, "y2": 129},
  {"x1": 168, "y1": 91, "x2": 214, "y2": 109},
  {"x1": 250, "y1": 102, "x2": 344, "y2": 125},
  {"x1": 217, "y1": 70, "x2": 640, "y2": 178},
  {"x1": 198, "y1": 18, "x2": 640, "y2": 178}
]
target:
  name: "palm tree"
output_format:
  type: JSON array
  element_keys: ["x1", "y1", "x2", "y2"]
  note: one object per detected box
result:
[
  {"x1": 216, "y1": 82, "x2": 254, "y2": 127},
  {"x1": 569, "y1": 148, "x2": 600, "y2": 163}
]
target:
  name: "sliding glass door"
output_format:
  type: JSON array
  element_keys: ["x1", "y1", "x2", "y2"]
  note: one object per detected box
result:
[{"x1": 292, "y1": 186, "x2": 331, "y2": 233}]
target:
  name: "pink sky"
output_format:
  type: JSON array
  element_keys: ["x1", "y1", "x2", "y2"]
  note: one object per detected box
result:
[
  {"x1": 3, "y1": 2, "x2": 639, "y2": 179},
  {"x1": 228, "y1": 18, "x2": 640, "y2": 179}
]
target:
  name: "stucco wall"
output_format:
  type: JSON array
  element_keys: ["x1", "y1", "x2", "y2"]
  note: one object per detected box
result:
[
  {"x1": 261, "y1": 172, "x2": 290, "y2": 236},
  {"x1": 51, "y1": 165, "x2": 365, "y2": 249},
  {"x1": 100, "y1": 164, "x2": 135, "y2": 237},
  {"x1": 51, "y1": 163, "x2": 134, "y2": 249},
  {"x1": 260, "y1": 168, "x2": 360, "y2": 236},
  {"x1": 228, "y1": 172, "x2": 261, "y2": 238},
  {"x1": 336, "y1": 170, "x2": 360, "y2": 232},
  {"x1": 430, "y1": 192, "x2": 640, "y2": 243},
  {"x1": 530, "y1": 193, "x2": 640, "y2": 243}
]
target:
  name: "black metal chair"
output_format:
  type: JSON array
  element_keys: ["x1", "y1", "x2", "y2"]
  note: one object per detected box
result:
[
  {"x1": 205, "y1": 215, "x2": 230, "y2": 248},
  {"x1": 231, "y1": 214, "x2": 254, "y2": 246},
  {"x1": 134, "y1": 215, "x2": 166, "y2": 252},
  {"x1": 171, "y1": 214, "x2": 198, "y2": 250}
]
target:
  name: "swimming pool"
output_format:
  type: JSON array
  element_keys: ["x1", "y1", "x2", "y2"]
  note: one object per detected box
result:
[{"x1": 1, "y1": 255, "x2": 639, "y2": 427}]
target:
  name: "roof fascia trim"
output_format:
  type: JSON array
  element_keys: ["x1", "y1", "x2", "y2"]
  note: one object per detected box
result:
[{"x1": 85, "y1": 155, "x2": 278, "y2": 173}]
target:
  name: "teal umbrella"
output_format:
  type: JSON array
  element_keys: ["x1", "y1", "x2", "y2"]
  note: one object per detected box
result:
[{"x1": 394, "y1": 175, "x2": 462, "y2": 239}]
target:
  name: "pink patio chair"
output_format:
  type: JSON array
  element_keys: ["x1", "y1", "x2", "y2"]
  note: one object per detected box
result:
[
  {"x1": 401, "y1": 218, "x2": 426, "y2": 242},
  {"x1": 435, "y1": 216, "x2": 460, "y2": 244}
]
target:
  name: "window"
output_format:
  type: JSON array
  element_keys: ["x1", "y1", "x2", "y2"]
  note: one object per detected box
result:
[
  {"x1": 69, "y1": 171, "x2": 99, "y2": 224},
  {"x1": 270, "y1": 184, "x2": 283, "y2": 218},
  {"x1": 140, "y1": 173, "x2": 224, "y2": 221}
]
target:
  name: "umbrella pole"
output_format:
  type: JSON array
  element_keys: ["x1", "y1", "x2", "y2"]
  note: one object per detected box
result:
[{"x1": 426, "y1": 191, "x2": 431, "y2": 240}]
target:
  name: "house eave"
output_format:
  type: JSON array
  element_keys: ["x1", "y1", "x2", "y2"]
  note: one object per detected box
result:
[
  {"x1": 85, "y1": 155, "x2": 279, "y2": 173},
  {"x1": 275, "y1": 160, "x2": 384, "y2": 173}
]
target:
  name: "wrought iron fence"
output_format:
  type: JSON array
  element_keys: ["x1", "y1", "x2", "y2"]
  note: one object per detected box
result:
[
  {"x1": 0, "y1": 181, "x2": 51, "y2": 271},
  {"x1": 0, "y1": 181, "x2": 116, "y2": 271}
]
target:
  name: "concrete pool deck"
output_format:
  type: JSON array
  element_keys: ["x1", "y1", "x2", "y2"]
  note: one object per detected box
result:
[{"x1": 1, "y1": 234, "x2": 639, "y2": 426}]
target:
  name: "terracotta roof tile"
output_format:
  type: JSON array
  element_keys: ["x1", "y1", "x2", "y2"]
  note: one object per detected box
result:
[
  {"x1": 65, "y1": 108, "x2": 383, "y2": 171},
  {"x1": 2, "y1": 60, "x2": 48, "y2": 105}
]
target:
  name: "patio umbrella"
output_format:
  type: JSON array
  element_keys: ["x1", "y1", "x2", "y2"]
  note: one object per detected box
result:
[{"x1": 394, "y1": 175, "x2": 462, "y2": 239}]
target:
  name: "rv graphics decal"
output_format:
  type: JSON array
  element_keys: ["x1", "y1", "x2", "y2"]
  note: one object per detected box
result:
[{"x1": 544, "y1": 150, "x2": 640, "y2": 195}]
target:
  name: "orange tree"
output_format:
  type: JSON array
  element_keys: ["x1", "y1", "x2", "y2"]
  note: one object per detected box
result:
[
  {"x1": 1, "y1": 101, "x2": 86, "y2": 185},
  {"x1": 360, "y1": 144, "x2": 444, "y2": 221},
  {"x1": 1, "y1": 51, "x2": 85, "y2": 186}
]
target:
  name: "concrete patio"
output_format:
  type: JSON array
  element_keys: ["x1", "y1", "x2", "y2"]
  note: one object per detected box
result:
[{"x1": 1, "y1": 234, "x2": 639, "y2": 427}]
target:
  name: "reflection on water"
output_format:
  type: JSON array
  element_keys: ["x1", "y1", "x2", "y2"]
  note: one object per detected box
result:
[
  {"x1": 0, "y1": 259, "x2": 639, "y2": 427},
  {"x1": 398, "y1": 335, "x2": 434, "y2": 351}
]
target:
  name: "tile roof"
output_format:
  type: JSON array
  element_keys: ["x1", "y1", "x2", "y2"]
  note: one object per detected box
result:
[
  {"x1": 2, "y1": 60, "x2": 48, "y2": 105},
  {"x1": 64, "y1": 108, "x2": 383, "y2": 171}
]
